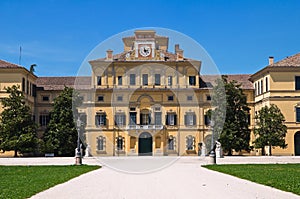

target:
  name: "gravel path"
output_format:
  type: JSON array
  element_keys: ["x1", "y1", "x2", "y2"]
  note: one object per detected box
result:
[{"x1": 14, "y1": 156, "x2": 298, "y2": 199}]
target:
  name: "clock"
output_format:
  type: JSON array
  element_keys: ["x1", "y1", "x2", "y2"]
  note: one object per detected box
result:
[{"x1": 139, "y1": 45, "x2": 151, "y2": 57}]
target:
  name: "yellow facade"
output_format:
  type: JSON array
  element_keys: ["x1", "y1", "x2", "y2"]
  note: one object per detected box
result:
[
  {"x1": 1, "y1": 31, "x2": 300, "y2": 156},
  {"x1": 0, "y1": 62, "x2": 37, "y2": 157},
  {"x1": 251, "y1": 55, "x2": 300, "y2": 155}
]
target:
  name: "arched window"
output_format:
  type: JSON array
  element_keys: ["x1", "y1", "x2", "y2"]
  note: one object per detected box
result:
[
  {"x1": 168, "y1": 135, "x2": 176, "y2": 150},
  {"x1": 116, "y1": 136, "x2": 125, "y2": 151},
  {"x1": 97, "y1": 136, "x2": 105, "y2": 151},
  {"x1": 295, "y1": 132, "x2": 300, "y2": 155},
  {"x1": 186, "y1": 135, "x2": 195, "y2": 150}
]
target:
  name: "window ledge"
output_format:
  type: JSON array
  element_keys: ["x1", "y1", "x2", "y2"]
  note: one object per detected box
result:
[
  {"x1": 186, "y1": 150, "x2": 196, "y2": 154},
  {"x1": 96, "y1": 150, "x2": 107, "y2": 154}
]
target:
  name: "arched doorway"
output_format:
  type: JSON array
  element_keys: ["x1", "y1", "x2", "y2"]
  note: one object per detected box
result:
[
  {"x1": 138, "y1": 132, "x2": 152, "y2": 156},
  {"x1": 295, "y1": 132, "x2": 300, "y2": 156}
]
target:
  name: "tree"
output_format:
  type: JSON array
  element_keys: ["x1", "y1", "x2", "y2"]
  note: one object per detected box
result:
[
  {"x1": 0, "y1": 85, "x2": 38, "y2": 157},
  {"x1": 253, "y1": 104, "x2": 287, "y2": 155},
  {"x1": 43, "y1": 87, "x2": 82, "y2": 156},
  {"x1": 211, "y1": 76, "x2": 251, "y2": 155}
]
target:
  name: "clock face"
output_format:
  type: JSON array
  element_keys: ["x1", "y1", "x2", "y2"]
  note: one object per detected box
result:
[{"x1": 139, "y1": 45, "x2": 151, "y2": 57}]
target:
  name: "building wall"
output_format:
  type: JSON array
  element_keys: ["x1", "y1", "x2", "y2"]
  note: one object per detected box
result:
[{"x1": 252, "y1": 69, "x2": 300, "y2": 155}]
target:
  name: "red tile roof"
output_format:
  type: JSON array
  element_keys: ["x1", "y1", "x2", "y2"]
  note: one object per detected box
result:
[
  {"x1": 0, "y1": 60, "x2": 22, "y2": 68},
  {"x1": 270, "y1": 53, "x2": 300, "y2": 67},
  {"x1": 36, "y1": 76, "x2": 91, "y2": 90},
  {"x1": 201, "y1": 74, "x2": 253, "y2": 89},
  {"x1": 250, "y1": 52, "x2": 300, "y2": 81},
  {"x1": 35, "y1": 74, "x2": 253, "y2": 91}
]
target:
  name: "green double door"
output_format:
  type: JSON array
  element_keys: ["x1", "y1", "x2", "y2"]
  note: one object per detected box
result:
[{"x1": 138, "y1": 132, "x2": 152, "y2": 156}]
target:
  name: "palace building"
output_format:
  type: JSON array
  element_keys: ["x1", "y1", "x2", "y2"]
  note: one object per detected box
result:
[{"x1": 0, "y1": 30, "x2": 299, "y2": 156}]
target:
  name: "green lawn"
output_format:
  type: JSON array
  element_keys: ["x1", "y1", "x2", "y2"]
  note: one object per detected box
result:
[
  {"x1": 0, "y1": 165, "x2": 100, "y2": 199},
  {"x1": 203, "y1": 164, "x2": 300, "y2": 195}
]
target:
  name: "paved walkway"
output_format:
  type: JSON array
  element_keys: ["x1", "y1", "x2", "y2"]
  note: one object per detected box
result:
[{"x1": 1, "y1": 157, "x2": 299, "y2": 199}]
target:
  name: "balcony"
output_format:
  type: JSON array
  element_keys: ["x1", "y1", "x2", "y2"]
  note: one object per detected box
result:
[{"x1": 128, "y1": 125, "x2": 163, "y2": 130}]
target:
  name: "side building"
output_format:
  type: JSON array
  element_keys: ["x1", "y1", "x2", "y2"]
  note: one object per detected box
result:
[{"x1": 250, "y1": 54, "x2": 300, "y2": 155}]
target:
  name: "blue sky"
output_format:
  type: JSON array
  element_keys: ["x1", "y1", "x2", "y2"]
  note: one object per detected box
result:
[{"x1": 1, "y1": 0, "x2": 300, "y2": 76}]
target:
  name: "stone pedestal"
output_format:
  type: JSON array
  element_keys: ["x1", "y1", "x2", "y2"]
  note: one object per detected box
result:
[{"x1": 208, "y1": 151, "x2": 216, "y2": 164}]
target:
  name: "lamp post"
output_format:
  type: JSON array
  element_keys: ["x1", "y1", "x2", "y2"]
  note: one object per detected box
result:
[
  {"x1": 75, "y1": 117, "x2": 82, "y2": 165},
  {"x1": 209, "y1": 120, "x2": 216, "y2": 164}
]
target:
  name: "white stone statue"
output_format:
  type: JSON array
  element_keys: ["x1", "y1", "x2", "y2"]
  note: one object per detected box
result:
[
  {"x1": 201, "y1": 143, "x2": 206, "y2": 157},
  {"x1": 215, "y1": 140, "x2": 223, "y2": 158},
  {"x1": 85, "y1": 144, "x2": 91, "y2": 157}
]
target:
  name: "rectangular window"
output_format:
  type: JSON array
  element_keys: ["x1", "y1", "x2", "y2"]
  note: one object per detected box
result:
[
  {"x1": 97, "y1": 76, "x2": 102, "y2": 86},
  {"x1": 189, "y1": 76, "x2": 196, "y2": 86},
  {"x1": 129, "y1": 112, "x2": 137, "y2": 125},
  {"x1": 116, "y1": 136, "x2": 124, "y2": 150},
  {"x1": 204, "y1": 114, "x2": 211, "y2": 126},
  {"x1": 26, "y1": 80, "x2": 29, "y2": 94},
  {"x1": 22, "y1": 78, "x2": 25, "y2": 92},
  {"x1": 186, "y1": 135, "x2": 195, "y2": 150},
  {"x1": 296, "y1": 107, "x2": 300, "y2": 122},
  {"x1": 130, "y1": 74, "x2": 136, "y2": 85},
  {"x1": 117, "y1": 96, "x2": 123, "y2": 101},
  {"x1": 29, "y1": 82, "x2": 32, "y2": 96},
  {"x1": 168, "y1": 136, "x2": 175, "y2": 150},
  {"x1": 187, "y1": 96, "x2": 193, "y2": 101},
  {"x1": 166, "y1": 114, "x2": 177, "y2": 126},
  {"x1": 95, "y1": 113, "x2": 106, "y2": 126},
  {"x1": 98, "y1": 96, "x2": 104, "y2": 101},
  {"x1": 115, "y1": 114, "x2": 126, "y2": 126},
  {"x1": 168, "y1": 95, "x2": 174, "y2": 101},
  {"x1": 155, "y1": 112, "x2": 162, "y2": 125},
  {"x1": 42, "y1": 96, "x2": 49, "y2": 101},
  {"x1": 265, "y1": 77, "x2": 269, "y2": 92},
  {"x1": 258, "y1": 81, "x2": 261, "y2": 94},
  {"x1": 79, "y1": 96, "x2": 84, "y2": 101},
  {"x1": 206, "y1": 95, "x2": 211, "y2": 101},
  {"x1": 261, "y1": 80, "x2": 263, "y2": 93},
  {"x1": 154, "y1": 107, "x2": 161, "y2": 111},
  {"x1": 254, "y1": 83, "x2": 257, "y2": 96},
  {"x1": 79, "y1": 113, "x2": 87, "y2": 127},
  {"x1": 167, "y1": 76, "x2": 173, "y2": 86},
  {"x1": 32, "y1": 84, "x2": 37, "y2": 97},
  {"x1": 118, "y1": 76, "x2": 122, "y2": 85},
  {"x1": 140, "y1": 113, "x2": 150, "y2": 125},
  {"x1": 39, "y1": 114, "x2": 50, "y2": 127},
  {"x1": 155, "y1": 74, "x2": 161, "y2": 85},
  {"x1": 142, "y1": 74, "x2": 148, "y2": 85},
  {"x1": 296, "y1": 76, "x2": 300, "y2": 90},
  {"x1": 185, "y1": 114, "x2": 196, "y2": 126}
]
